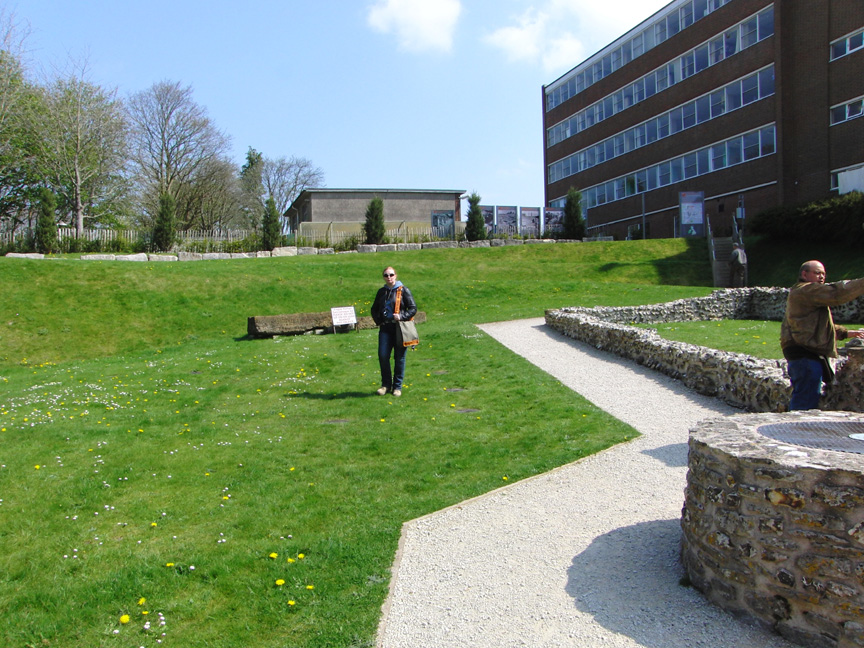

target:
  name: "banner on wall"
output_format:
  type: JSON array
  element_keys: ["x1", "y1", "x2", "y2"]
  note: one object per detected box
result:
[
  {"x1": 544, "y1": 208, "x2": 564, "y2": 232},
  {"x1": 496, "y1": 206, "x2": 517, "y2": 233},
  {"x1": 480, "y1": 205, "x2": 495, "y2": 232},
  {"x1": 520, "y1": 208, "x2": 540, "y2": 236},
  {"x1": 679, "y1": 191, "x2": 705, "y2": 238},
  {"x1": 431, "y1": 210, "x2": 455, "y2": 237}
]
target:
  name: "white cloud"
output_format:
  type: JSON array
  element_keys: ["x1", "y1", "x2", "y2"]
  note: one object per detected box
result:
[
  {"x1": 367, "y1": 0, "x2": 463, "y2": 54},
  {"x1": 485, "y1": 0, "x2": 669, "y2": 75}
]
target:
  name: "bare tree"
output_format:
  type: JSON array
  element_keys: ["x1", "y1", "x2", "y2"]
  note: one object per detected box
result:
[
  {"x1": 261, "y1": 155, "x2": 324, "y2": 216},
  {"x1": 29, "y1": 63, "x2": 127, "y2": 236},
  {"x1": 127, "y1": 80, "x2": 230, "y2": 226},
  {"x1": 178, "y1": 156, "x2": 242, "y2": 230}
]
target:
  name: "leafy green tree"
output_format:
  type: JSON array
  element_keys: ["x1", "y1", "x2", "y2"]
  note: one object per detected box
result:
[
  {"x1": 29, "y1": 65, "x2": 127, "y2": 236},
  {"x1": 261, "y1": 195, "x2": 281, "y2": 250},
  {"x1": 464, "y1": 192, "x2": 485, "y2": 241},
  {"x1": 152, "y1": 192, "x2": 176, "y2": 252},
  {"x1": 0, "y1": 30, "x2": 41, "y2": 232},
  {"x1": 34, "y1": 187, "x2": 58, "y2": 254},
  {"x1": 563, "y1": 187, "x2": 586, "y2": 240},
  {"x1": 362, "y1": 196, "x2": 385, "y2": 244}
]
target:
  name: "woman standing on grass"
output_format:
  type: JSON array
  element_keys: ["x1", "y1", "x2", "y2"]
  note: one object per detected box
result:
[{"x1": 371, "y1": 266, "x2": 417, "y2": 397}]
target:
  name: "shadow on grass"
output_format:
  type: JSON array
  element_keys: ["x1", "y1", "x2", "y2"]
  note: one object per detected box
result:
[
  {"x1": 288, "y1": 391, "x2": 376, "y2": 400},
  {"x1": 594, "y1": 239, "x2": 711, "y2": 286}
]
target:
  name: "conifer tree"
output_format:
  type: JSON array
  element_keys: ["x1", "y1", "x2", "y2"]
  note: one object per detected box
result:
[
  {"x1": 34, "y1": 187, "x2": 58, "y2": 254},
  {"x1": 152, "y1": 192, "x2": 176, "y2": 252},
  {"x1": 563, "y1": 187, "x2": 586, "y2": 240},
  {"x1": 362, "y1": 196, "x2": 385, "y2": 244},
  {"x1": 261, "y1": 195, "x2": 281, "y2": 250},
  {"x1": 464, "y1": 192, "x2": 486, "y2": 241}
]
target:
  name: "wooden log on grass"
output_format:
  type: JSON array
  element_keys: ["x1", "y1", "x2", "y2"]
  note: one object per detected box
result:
[{"x1": 247, "y1": 311, "x2": 426, "y2": 338}]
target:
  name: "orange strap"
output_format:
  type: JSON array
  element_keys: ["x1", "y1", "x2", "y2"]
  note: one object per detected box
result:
[{"x1": 394, "y1": 286, "x2": 402, "y2": 315}]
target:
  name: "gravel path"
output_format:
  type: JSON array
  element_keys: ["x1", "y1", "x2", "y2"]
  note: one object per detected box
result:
[{"x1": 376, "y1": 318, "x2": 796, "y2": 648}]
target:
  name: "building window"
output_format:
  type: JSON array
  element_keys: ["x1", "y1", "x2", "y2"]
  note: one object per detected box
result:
[
  {"x1": 830, "y1": 28, "x2": 864, "y2": 60},
  {"x1": 724, "y1": 29, "x2": 739, "y2": 57},
  {"x1": 727, "y1": 138, "x2": 743, "y2": 165},
  {"x1": 758, "y1": 66, "x2": 775, "y2": 97},
  {"x1": 546, "y1": 66, "x2": 776, "y2": 184},
  {"x1": 740, "y1": 17, "x2": 759, "y2": 49},
  {"x1": 572, "y1": 125, "x2": 777, "y2": 210},
  {"x1": 711, "y1": 143, "x2": 727, "y2": 169},
  {"x1": 742, "y1": 131, "x2": 760, "y2": 160},
  {"x1": 544, "y1": 0, "x2": 753, "y2": 111},
  {"x1": 683, "y1": 152, "x2": 699, "y2": 178},
  {"x1": 545, "y1": 6, "x2": 775, "y2": 144},
  {"x1": 830, "y1": 96, "x2": 864, "y2": 125},
  {"x1": 710, "y1": 90, "x2": 725, "y2": 118},
  {"x1": 760, "y1": 125, "x2": 775, "y2": 155},
  {"x1": 682, "y1": 102, "x2": 697, "y2": 129},
  {"x1": 741, "y1": 74, "x2": 759, "y2": 104}
]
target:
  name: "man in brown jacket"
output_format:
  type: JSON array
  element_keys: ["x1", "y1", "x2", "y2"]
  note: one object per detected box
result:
[{"x1": 780, "y1": 260, "x2": 864, "y2": 410}]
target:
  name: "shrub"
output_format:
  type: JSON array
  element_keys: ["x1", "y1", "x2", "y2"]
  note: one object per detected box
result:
[
  {"x1": 34, "y1": 189, "x2": 58, "y2": 254},
  {"x1": 751, "y1": 190, "x2": 864, "y2": 245},
  {"x1": 152, "y1": 193, "x2": 177, "y2": 252},
  {"x1": 563, "y1": 187, "x2": 586, "y2": 240},
  {"x1": 261, "y1": 197, "x2": 281, "y2": 251},
  {"x1": 362, "y1": 197, "x2": 385, "y2": 244},
  {"x1": 465, "y1": 192, "x2": 486, "y2": 241}
]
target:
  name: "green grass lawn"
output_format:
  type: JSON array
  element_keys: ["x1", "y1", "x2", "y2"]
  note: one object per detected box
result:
[
  {"x1": 638, "y1": 319, "x2": 783, "y2": 359},
  {"x1": 0, "y1": 236, "x2": 801, "y2": 647}
]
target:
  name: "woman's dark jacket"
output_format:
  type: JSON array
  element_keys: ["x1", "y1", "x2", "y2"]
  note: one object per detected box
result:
[{"x1": 371, "y1": 284, "x2": 417, "y2": 326}]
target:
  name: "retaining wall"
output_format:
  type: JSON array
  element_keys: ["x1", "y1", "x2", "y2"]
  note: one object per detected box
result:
[{"x1": 4, "y1": 239, "x2": 579, "y2": 262}]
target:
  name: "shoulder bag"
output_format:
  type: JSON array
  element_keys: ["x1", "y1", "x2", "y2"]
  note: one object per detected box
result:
[{"x1": 394, "y1": 286, "x2": 419, "y2": 348}]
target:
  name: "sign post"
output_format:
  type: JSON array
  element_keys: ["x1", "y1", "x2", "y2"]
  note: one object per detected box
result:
[
  {"x1": 679, "y1": 191, "x2": 705, "y2": 238},
  {"x1": 330, "y1": 306, "x2": 357, "y2": 333}
]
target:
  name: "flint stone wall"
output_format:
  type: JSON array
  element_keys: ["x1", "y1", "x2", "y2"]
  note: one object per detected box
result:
[
  {"x1": 682, "y1": 411, "x2": 864, "y2": 647},
  {"x1": 546, "y1": 288, "x2": 864, "y2": 413}
]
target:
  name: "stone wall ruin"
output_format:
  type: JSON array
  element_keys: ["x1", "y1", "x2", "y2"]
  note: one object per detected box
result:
[{"x1": 545, "y1": 288, "x2": 864, "y2": 413}]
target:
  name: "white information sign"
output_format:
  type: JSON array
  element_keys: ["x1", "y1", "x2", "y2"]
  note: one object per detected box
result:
[{"x1": 331, "y1": 306, "x2": 357, "y2": 326}]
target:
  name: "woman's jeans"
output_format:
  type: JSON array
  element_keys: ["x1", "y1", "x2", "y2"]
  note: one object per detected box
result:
[
  {"x1": 787, "y1": 357, "x2": 824, "y2": 410},
  {"x1": 378, "y1": 324, "x2": 406, "y2": 390}
]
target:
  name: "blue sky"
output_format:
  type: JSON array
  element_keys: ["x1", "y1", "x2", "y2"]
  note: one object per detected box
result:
[{"x1": 14, "y1": 0, "x2": 670, "y2": 209}]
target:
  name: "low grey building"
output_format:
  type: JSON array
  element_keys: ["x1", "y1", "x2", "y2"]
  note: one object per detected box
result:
[{"x1": 287, "y1": 188, "x2": 465, "y2": 237}]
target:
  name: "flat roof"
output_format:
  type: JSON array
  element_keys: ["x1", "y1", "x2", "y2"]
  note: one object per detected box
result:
[
  {"x1": 298, "y1": 188, "x2": 465, "y2": 195},
  {"x1": 545, "y1": 0, "x2": 682, "y2": 92}
]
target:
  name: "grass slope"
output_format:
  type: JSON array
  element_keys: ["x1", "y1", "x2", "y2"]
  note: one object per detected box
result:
[{"x1": 0, "y1": 238, "x2": 719, "y2": 647}]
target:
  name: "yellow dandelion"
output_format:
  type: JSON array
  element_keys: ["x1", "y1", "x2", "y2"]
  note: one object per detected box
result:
[
  {"x1": 138, "y1": 597, "x2": 146, "y2": 606},
  {"x1": 120, "y1": 614, "x2": 130, "y2": 624},
  {"x1": 287, "y1": 558, "x2": 295, "y2": 563},
  {"x1": 34, "y1": 465, "x2": 40, "y2": 470},
  {"x1": 150, "y1": 522, "x2": 157, "y2": 527},
  {"x1": 269, "y1": 552, "x2": 278, "y2": 559},
  {"x1": 288, "y1": 600, "x2": 296, "y2": 606},
  {"x1": 166, "y1": 562, "x2": 174, "y2": 567},
  {"x1": 306, "y1": 585, "x2": 314, "y2": 590},
  {"x1": 275, "y1": 579, "x2": 285, "y2": 586},
  {"x1": 298, "y1": 553, "x2": 305, "y2": 559}
]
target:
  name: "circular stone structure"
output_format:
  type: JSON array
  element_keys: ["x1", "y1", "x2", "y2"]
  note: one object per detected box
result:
[{"x1": 681, "y1": 411, "x2": 864, "y2": 648}]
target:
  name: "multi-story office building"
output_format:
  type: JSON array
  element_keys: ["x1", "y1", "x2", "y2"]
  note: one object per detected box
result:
[{"x1": 542, "y1": 0, "x2": 864, "y2": 239}]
